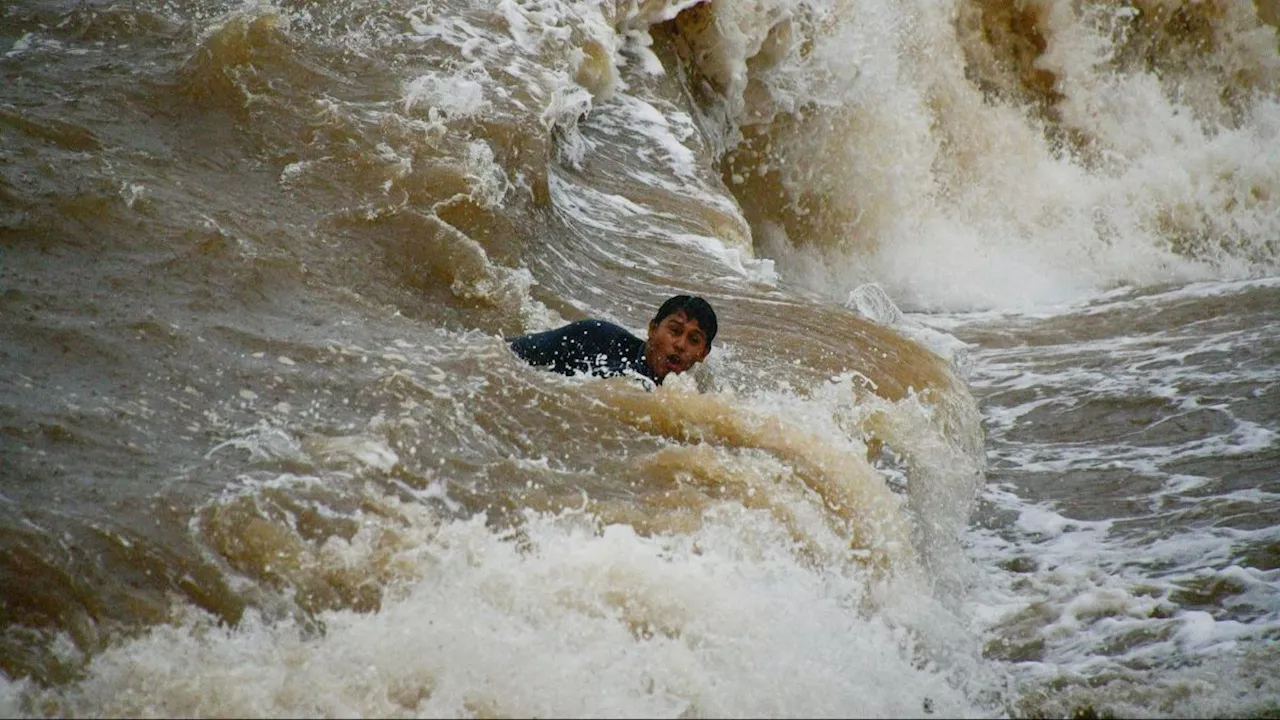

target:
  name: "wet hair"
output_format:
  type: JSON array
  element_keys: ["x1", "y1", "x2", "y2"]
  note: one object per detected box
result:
[{"x1": 651, "y1": 295, "x2": 718, "y2": 346}]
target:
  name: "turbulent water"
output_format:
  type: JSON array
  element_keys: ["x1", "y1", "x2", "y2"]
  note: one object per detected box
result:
[{"x1": 1, "y1": 0, "x2": 1278, "y2": 716}]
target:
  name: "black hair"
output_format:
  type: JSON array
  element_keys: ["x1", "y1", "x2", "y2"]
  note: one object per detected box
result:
[{"x1": 651, "y1": 295, "x2": 718, "y2": 346}]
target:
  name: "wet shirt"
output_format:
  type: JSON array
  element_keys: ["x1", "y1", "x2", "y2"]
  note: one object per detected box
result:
[{"x1": 508, "y1": 319, "x2": 660, "y2": 386}]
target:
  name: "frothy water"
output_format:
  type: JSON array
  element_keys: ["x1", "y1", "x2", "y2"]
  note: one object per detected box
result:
[
  {"x1": 1, "y1": 0, "x2": 1277, "y2": 716},
  {"x1": 937, "y1": 277, "x2": 1280, "y2": 717},
  {"x1": 7, "y1": 507, "x2": 980, "y2": 717}
]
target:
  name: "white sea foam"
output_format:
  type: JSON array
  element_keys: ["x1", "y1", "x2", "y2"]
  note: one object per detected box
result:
[
  {"x1": 8, "y1": 499, "x2": 990, "y2": 718},
  {"x1": 673, "y1": 0, "x2": 1280, "y2": 312},
  {"x1": 403, "y1": 74, "x2": 489, "y2": 118},
  {"x1": 940, "y1": 276, "x2": 1280, "y2": 714}
]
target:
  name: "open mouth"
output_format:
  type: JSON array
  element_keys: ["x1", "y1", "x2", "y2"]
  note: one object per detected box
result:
[{"x1": 667, "y1": 354, "x2": 682, "y2": 371}]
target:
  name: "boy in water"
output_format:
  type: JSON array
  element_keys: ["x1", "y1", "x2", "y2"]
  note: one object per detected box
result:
[{"x1": 508, "y1": 295, "x2": 717, "y2": 386}]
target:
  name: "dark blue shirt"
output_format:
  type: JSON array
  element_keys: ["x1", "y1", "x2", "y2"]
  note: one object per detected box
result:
[{"x1": 508, "y1": 319, "x2": 660, "y2": 386}]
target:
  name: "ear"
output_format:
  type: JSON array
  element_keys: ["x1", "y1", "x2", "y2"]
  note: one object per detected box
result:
[{"x1": 694, "y1": 344, "x2": 710, "y2": 362}]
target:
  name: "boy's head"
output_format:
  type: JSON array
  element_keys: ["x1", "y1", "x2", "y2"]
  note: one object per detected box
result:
[
  {"x1": 644, "y1": 295, "x2": 718, "y2": 380},
  {"x1": 651, "y1": 295, "x2": 717, "y2": 346}
]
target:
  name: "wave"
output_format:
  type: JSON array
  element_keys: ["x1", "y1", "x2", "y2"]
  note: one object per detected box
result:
[{"x1": 1, "y1": 0, "x2": 1276, "y2": 713}]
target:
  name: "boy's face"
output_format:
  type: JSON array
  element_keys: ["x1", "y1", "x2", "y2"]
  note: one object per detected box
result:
[{"x1": 645, "y1": 309, "x2": 711, "y2": 380}]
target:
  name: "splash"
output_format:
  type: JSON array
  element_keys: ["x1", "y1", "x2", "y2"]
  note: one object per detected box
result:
[
  {"x1": 639, "y1": 0, "x2": 1280, "y2": 310},
  {"x1": 4, "y1": 506, "x2": 984, "y2": 718}
]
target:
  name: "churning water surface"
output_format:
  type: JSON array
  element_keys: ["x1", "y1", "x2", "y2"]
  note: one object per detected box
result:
[{"x1": 1, "y1": 0, "x2": 1278, "y2": 716}]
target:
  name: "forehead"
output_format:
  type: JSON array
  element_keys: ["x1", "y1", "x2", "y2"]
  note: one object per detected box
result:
[{"x1": 662, "y1": 310, "x2": 703, "y2": 332}]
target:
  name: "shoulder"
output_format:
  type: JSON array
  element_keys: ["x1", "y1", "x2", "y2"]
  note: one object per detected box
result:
[
  {"x1": 576, "y1": 319, "x2": 635, "y2": 338},
  {"x1": 537, "y1": 319, "x2": 638, "y2": 342},
  {"x1": 508, "y1": 318, "x2": 636, "y2": 351}
]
